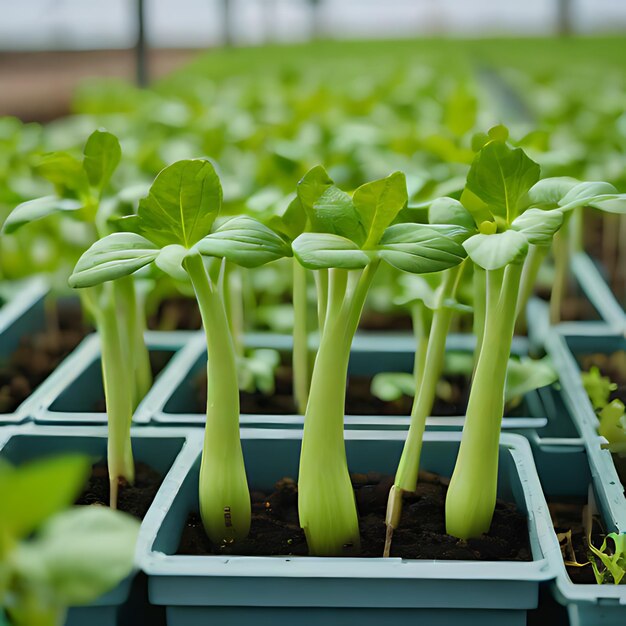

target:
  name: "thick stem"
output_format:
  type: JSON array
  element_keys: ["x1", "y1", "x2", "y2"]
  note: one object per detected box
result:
[
  {"x1": 315, "y1": 269, "x2": 328, "y2": 334},
  {"x1": 445, "y1": 262, "x2": 524, "y2": 539},
  {"x1": 95, "y1": 291, "x2": 135, "y2": 509},
  {"x1": 411, "y1": 303, "x2": 430, "y2": 393},
  {"x1": 472, "y1": 266, "x2": 486, "y2": 369},
  {"x1": 293, "y1": 260, "x2": 310, "y2": 415},
  {"x1": 298, "y1": 264, "x2": 378, "y2": 556},
  {"x1": 223, "y1": 263, "x2": 245, "y2": 358},
  {"x1": 550, "y1": 221, "x2": 570, "y2": 325},
  {"x1": 184, "y1": 253, "x2": 250, "y2": 543}
]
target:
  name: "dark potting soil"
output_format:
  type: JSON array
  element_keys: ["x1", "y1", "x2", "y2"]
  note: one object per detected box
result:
[
  {"x1": 358, "y1": 311, "x2": 413, "y2": 331},
  {"x1": 196, "y1": 367, "x2": 505, "y2": 417},
  {"x1": 177, "y1": 470, "x2": 531, "y2": 561},
  {"x1": 147, "y1": 297, "x2": 201, "y2": 331},
  {"x1": 93, "y1": 350, "x2": 174, "y2": 412},
  {"x1": 549, "y1": 498, "x2": 609, "y2": 585},
  {"x1": 534, "y1": 285, "x2": 599, "y2": 322},
  {"x1": 579, "y1": 351, "x2": 626, "y2": 406},
  {"x1": 76, "y1": 462, "x2": 163, "y2": 520},
  {"x1": 0, "y1": 306, "x2": 90, "y2": 414}
]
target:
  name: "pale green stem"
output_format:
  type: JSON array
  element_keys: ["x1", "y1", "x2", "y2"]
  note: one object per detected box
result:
[
  {"x1": 93, "y1": 288, "x2": 135, "y2": 510},
  {"x1": 315, "y1": 269, "x2": 328, "y2": 334},
  {"x1": 515, "y1": 244, "x2": 548, "y2": 331},
  {"x1": 184, "y1": 253, "x2": 250, "y2": 543},
  {"x1": 445, "y1": 261, "x2": 524, "y2": 539},
  {"x1": 570, "y1": 206, "x2": 584, "y2": 253},
  {"x1": 550, "y1": 222, "x2": 570, "y2": 325},
  {"x1": 293, "y1": 260, "x2": 310, "y2": 415},
  {"x1": 299, "y1": 262, "x2": 378, "y2": 556},
  {"x1": 223, "y1": 262, "x2": 245, "y2": 358},
  {"x1": 411, "y1": 303, "x2": 430, "y2": 392},
  {"x1": 472, "y1": 266, "x2": 486, "y2": 369}
]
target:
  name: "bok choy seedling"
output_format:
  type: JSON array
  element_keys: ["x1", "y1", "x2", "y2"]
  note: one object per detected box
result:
[
  {"x1": 0, "y1": 455, "x2": 138, "y2": 626},
  {"x1": 69, "y1": 159, "x2": 290, "y2": 545},
  {"x1": 1, "y1": 130, "x2": 153, "y2": 508},
  {"x1": 291, "y1": 166, "x2": 467, "y2": 555}
]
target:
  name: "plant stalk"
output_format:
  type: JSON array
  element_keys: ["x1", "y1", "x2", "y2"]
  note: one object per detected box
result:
[
  {"x1": 184, "y1": 253, "x2": 250, "y2": 543},
  {"x1": 445, "y1": 261, "x2": 524, "y2": 539},
  {"x1": 550, "y1": 220, "x2": 570, "y2": 325},
  {"x1": 293, "y1": 260, "x2": 310, "y2": 414}
]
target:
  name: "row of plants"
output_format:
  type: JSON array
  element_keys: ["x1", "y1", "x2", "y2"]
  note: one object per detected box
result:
[{"x1": 1, "y1": 37, "x2": 625, "y2": 625}]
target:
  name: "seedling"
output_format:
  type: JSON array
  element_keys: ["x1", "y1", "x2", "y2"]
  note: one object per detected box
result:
[
  {"x1": 69, "y1": 159, "x2": 290, "y2": 544},
  {"x1": 291, "y1": 165, "x2": 468, "y2": 555},
  {"x1": 0, "y1": 455, "x2": 138, "y2": 626}
]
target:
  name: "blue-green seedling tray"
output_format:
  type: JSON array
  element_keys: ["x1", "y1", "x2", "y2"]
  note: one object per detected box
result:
[
  {"x1": 0, "y1": 424, "x2": 202, "y2": 626},
  {"x1": 0, "y1": 276, "x2": 52, "y2": 424},
  {"x1": 146, "y1": 332, "x2": 543, "y2": 431},
  {"x1": 535, "y1": 444, "x2": 626, "y2": 625},
  {"x1": 138, "y1": 430, "x2": 558, "y2": 626},
  {"x1": 546, "y1": 328, "x2": 626, "y2": 533},
  {"x1": 571, "y1": 252, "x2": 626, "y2": 333},
  {"x1": 33, "y1": 331, "x2": 197, "y2": 425}
]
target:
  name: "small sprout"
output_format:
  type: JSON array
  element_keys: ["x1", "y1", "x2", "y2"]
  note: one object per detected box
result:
[{"x1": 582, "y1": 366, "x2": 617, "y2": 410}]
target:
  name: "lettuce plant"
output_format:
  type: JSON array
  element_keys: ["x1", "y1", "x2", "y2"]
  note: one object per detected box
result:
[
  {"x1": 0, "y1": 455, "x2": 138, "y2": 626},
  {"x1": 69, "y1": 159, "x2": 290, "y2": 544},
  {"x1": 1, "y1": 130, "x2": 153, "y2": 507},
  {"x1": 290, "y1": 166, "x2": 467, "y2": 555}
]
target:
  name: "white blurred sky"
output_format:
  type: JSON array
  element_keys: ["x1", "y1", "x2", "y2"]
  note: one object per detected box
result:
[{"x1": 1, "y1": 0, "x2": 625, "y2": 50}]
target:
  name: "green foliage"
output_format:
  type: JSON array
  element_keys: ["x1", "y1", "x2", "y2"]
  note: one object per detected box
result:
[{"x1": 581, "y1": 366, "x2": 617, "y2": 410}]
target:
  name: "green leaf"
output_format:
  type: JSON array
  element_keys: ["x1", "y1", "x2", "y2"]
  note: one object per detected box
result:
[
  {"x1": 353, "y1": 171, "x2": 408, "y2": 248},
  {"x1": 307, "y1": 186, "x2": 365, "y2": 244},
  {"x1": 371, "y1": 372, "x2": 415, "y2": 402},
  {"x1": 15, "y1": 507, "x2": 139, "y2": 605},
  {"x1": 444, "y1": 87, "x2": 476, "y2": 137},
  {"x1": 296, "y1": 165, "x2": 334, "y2": 214},
  {"x1": 527, "y1": 177, "x2": 578, "y2": 207},
  {"x1": 463, "y1": 230, "x2": 528, "y2": 270},
  {"x1": 69, "y1": 233, "x2": 158, "y2": 288},
  {"x1": 429, "y1": 197, "x2": 476, "y2": 231},
  {"x1": 511, "y1": 208, "x2": 564, "y2": 246},
  {"x1": 589, "y1": 197, "x2": 626, "y2": 214},
  {"x1": 2, "y1": 196, "x2": 83, "y2": 234},
  {"x1": 505, "y1": 356, "x2": 558, "y2": 403},
  {"x1": 83, "y1": 130, "x2": 121, "y2": 191},
  {"x1": 138, "y1": 159, "x2": 222, "y2": 248},
  {"x1": 377, "y1": 224, "x2": 467, "y2": 274},
  {"x1": 269, "y1": 195, "x2": 306, "y2": 240},
  {"x1": 292, "y1": 232, "x2": 371, "y2": 270},
  {"x1": 35, "y1": 152, "x2": 89, "y2": 195},
  {"x1": 394, "y1": 274, "x2": 439, "y2": 309},
  {"x1": 155, "y1": 244, "x2": 189, "y2": 281},
  {"x1": 195, "y1": 216, "x2": 291, "y2": 268},
  {"x1": 0, "y1": 455, "x2": 91, "y2": 541},
  {"x1": 466, "y1": 140, "x2": 540, "y2": 223},
  {"x1": 558, "y1": 181, "x2": 620, "y2": 211}
]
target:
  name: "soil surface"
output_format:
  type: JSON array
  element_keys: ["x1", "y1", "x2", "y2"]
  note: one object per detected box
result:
[
  {"x1": 534, "y1": 285, "x2": 599, "y2": 322},
  {"x1": 177, "y1": 470, "x2": 531, "y2": 560},
  {"x1": 196, "y1": 366, "x2": 516, "y2": 417},
  {"x1": 0, "y1": 305, "x2": 90, "y2": 413},
  {"x1": 358, "y1": 311, "x2": 413, "y2": 331},
  {"x1": 549, "y1": 498, "x2": 609, "y2": 585},
  {"x1": 93, "y1": 350, "x2": 174, "y2": 412},
  {"x1": 76, "y1": 461, "x2": 163, "y2": 520}
]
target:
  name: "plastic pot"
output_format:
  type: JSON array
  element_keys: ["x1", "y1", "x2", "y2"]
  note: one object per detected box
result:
[
  {"x1": 138, "y1": 430, "x2": 559, "y2": 626},
  {"x1": 33, "y1": 331, "x2": 197, "y2": 425},
  {"x1": 0, "y1": 277, "x2": 50, "y2": 424},
  {"x1": 0, "y1": 424, "x2": 201, "y2": 626}
]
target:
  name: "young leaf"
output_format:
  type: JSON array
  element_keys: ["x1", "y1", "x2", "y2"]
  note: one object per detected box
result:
[
  {"x1": 195, "y1": 216, "x2": 291, "y2": 268},
  {"x1": 527, "y1": 177, "x2": 578, "y2": 207},
  {"x1": 504, "y1": 357, "x2": 558, "y2": 403},
  {"x1": 155, "y1": 244, "x2": 189, "y2": 281},
  {"x1": 14, "y1": 507, "x2": 139, "y2": 605},
  {"x1": 137, "y1": 159, "x2": 222, "y2": 248},
  {"x1": 69, "y1": 233, "x2": 159, "y2": 288},
  {"x1": 296, "y1": 165, "x2": 334, "y2": 214},
  {"x1": 511, "y1": 207, "x2": 564, "y2": 246},
  {"x1": 308, "y1": 186, "x2": 365, "y2": 244},
  {"x1": 0, "y1": 456, "x2": 91, "y2": 541},
  {"x1": 377, "y1": 224, "x2": 467, "y2": 274},
  {"x1": 558, "y1": 181, "x2": 620, "y2": 211},
  {"x1": 35, "y1": 152, "x2": 89, "y2": 196},
  {"x1": 292, "y1": 232, "x2": 371, "y2": 270},
  {"x1": 466, "y1": 140, "x2": 540, "y2": 223},
  {"x1": 353, "y1": 171, "x2": 408, "y2": 248},
  {"x1": 83, "y1": 130, "x2": 121, "y2": 191},
  {"x1": 2, "y1": 196, "x2": 83, "y2": 235},
  {"x1": 463, "y1": 230, "x2": 528, "y2": 270},
  {"x1": 371, "y1": 372, "x2": 415, "y2": 402},
  {"x1": 429, "y1": 197, "x2": 476, "y2": 231}
]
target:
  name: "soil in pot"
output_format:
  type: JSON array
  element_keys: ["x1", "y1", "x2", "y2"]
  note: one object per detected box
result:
[
  {"x1": 534, "y1": 284, "x2": 600, "y2": 322},
  {"x1": 0, "y1": 303, "x2": 90, "y2": 414},
  {"x1": 194, "y1": 365, "x2": 523, "y2": 417},
  {"x1": 76, "y1": 461, "x2": 163, "y2": 520},
  {"x1": 177, "y1": 470, "x2": 531, "y2": 560}
]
